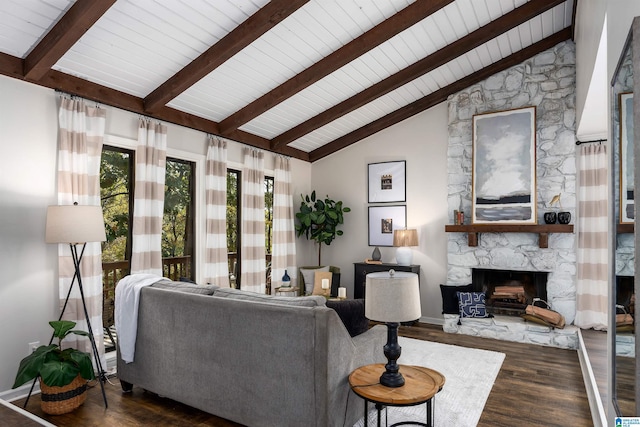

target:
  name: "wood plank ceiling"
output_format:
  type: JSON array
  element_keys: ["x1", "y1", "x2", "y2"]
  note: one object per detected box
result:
[{"x1": 0, "y1": 0, "x2": 575, "y2": 162}]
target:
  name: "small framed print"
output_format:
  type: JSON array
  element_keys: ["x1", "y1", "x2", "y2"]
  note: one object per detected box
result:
[
  {"x1": 368, "y1": 205, "x2": 406, "y2": 247},
  {"x1": 368, "y1": 161, "x2": 406, "y2": 203}
]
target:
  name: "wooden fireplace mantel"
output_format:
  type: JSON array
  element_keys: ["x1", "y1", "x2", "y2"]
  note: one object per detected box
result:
[{"x1": 444, "y1": 224, "x2": 574, "y2": 248}]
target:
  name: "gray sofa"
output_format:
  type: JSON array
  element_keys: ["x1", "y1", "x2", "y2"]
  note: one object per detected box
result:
[{"x1": 116, "y1": 280, "x2": 386, "y2": 427}]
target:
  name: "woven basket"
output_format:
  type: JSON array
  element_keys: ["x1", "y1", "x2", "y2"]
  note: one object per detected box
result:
[{"x1": 39, "y1": 374, "x2": 88, "y2": 415}]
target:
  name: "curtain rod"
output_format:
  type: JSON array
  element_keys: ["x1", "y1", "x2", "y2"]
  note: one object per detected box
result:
[{"x1": 575, "y1": 139, "x2": 606, "y2": 145}]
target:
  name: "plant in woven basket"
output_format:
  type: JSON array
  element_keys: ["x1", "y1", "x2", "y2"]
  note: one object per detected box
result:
[{"x1": 13, "y1": 320, "x2": 95, "y2": 389}]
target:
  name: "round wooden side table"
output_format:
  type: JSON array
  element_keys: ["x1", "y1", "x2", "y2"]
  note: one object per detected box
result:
[{"x1": 349, "y1": 364, "x2": 445, "y2": 427}]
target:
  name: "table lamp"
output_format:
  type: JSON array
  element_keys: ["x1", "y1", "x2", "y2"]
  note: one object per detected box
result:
[
  {"x1": 393, "y1": 228, "x2": 418, "y2": 266},
  {"x1": 365, "y1": 270, "x2": 421, "y2": 387}
]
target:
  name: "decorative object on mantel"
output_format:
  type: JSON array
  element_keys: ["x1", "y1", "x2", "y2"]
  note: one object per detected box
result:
[
  {"x1": 543, "y1": 212, "x2": 557, "y2": 224},
  {"x1": 367, "y1": 160, "x2": 406, "y2": 203},
  {"x1": 295, "y1": 191, "x2": 350, "y2": 265},
  {"x1": 557, "y1": 211, "x2": 571, "y2": 224},
  {"x1": 544, "y1": 193, "x2": 561, "y2": 223},
  {"x1": 393, "y1": 228, "x2": 418, "y2": 266},
  {"x1": 365, "y1": 270, "x2": 421, "y2": 387},
  {"x1": 472, "y1": 106, "x2": 537, "y2": 224}
]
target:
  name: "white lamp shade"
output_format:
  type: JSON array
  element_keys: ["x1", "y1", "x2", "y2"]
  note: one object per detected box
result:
[
  {"x1": 365, "y1": 271, "x2": 421, "y2": 322},
  {"x1": 46, "y1": 205, "x2": 106, "y2": 244}
]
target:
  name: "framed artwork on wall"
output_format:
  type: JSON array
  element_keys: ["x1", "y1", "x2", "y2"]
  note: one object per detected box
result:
[
  {"x1": 368, "y1": 205, "x2": 406, "y2": 247},
  {"x1": 368, "y1": 161, "x2": 406, "y2": 203},
  {"x1": 472, "y1": 106, "x2": 537, "y2": 224},
  {"x1": 620, "y1": 92, "x2": 634, "y2": 224}
]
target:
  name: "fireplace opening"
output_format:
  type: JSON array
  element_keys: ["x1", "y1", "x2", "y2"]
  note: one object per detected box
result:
[{"x1": 472, "y1": 268, "x2": 548, "y2": 316}]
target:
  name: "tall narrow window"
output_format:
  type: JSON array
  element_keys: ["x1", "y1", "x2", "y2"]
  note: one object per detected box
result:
[
  {"x1": 264, "y1": 176, "x2": 274, "y2": 291},
  {"x1": 227, "y1": 169, "x2": 240, "y2": 287},
  {"x1": 100, "y1": 145, "x2": 134, "y2": 352},
  {"x1": 163, "y1": 157, "x2": 195, "y2": 280}
]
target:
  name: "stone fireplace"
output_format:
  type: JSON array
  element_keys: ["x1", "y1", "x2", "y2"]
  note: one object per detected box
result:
[
  {"x1": 472, "y1": 268, "x2": 548, "y2": 316},
  {"x1": 444, "y1": 40, "x2": 578, "y2": 349}
]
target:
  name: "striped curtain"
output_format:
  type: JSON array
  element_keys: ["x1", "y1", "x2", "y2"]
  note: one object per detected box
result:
[
  {"x1": 57, "y1": 97, "x2": 106, "y2": 362},
  {"x1": 575, "y1": 143, "x2": 608, "y2": 330},
  {"x1": 130, "y1": 119, "x2": 167, "y2": 276},
  {"x1": 270, "y1": 155, "x2": 297, "y2": 293},
  {"x1": 240, "y1": 147, "x2": 266, "y2": 293},
  {"x1": 203, "y1": 136, "x2": 230, "y2": 287}
]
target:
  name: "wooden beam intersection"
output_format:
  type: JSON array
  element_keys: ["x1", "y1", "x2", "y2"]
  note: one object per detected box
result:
[
  {"x1": 271, "y1": 0, "x2": 565, "y2": 150},
  {"x1": 218, "y1": 0, "x2": 454, "y2": 135},
  {"x1": 309, "y1": 28, "x2": 572, "y2": 162}
]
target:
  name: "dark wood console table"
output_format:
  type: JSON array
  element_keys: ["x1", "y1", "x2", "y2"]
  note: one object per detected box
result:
[{"x1": 353, "y1": 262, "x2": 420, "y2": 300}]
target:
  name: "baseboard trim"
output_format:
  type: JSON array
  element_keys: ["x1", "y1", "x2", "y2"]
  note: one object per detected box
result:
[{"x1": 577, "y1": 329, "x2": 606, "y2": 427}]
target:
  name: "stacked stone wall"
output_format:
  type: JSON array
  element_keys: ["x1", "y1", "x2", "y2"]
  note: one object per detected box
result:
[{"x1": 445, "y1": 40, "x2": 577, "y2": 347}]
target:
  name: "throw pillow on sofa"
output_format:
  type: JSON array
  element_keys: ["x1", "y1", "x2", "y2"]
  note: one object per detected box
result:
[{"x1": 326, "y1": 299, "x2": 368, "y2": 337}]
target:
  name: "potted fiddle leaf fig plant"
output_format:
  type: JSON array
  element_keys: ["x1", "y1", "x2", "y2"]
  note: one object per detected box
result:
[
  {"x1": 295, "y1": 191, "x2": 350, "y2": 265},
  {"x1": 13, "y1": 320, "x2": 95, "y2": 414}
]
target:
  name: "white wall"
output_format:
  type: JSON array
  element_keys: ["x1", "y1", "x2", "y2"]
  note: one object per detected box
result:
[
  {"x1": 0, "y1": 74, "x2": 313, "y2": 394},
  {"x1": 309, "y1": 103, "x2": 449, "y2": 322}
]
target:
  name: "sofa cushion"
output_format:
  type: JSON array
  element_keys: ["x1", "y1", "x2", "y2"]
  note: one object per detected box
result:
[
  {"x1": 440, "y1": 283, "x2": 473, "y2": 314},
  {"x1": 151, "y1": 279, "x2": 218, "y2": 295},
  {"x1": 326, "y1": 299, "x2": 368, "y2": 337},
  {"x1": 213, "y1": 287, "x2": 326, "y2": 307}
]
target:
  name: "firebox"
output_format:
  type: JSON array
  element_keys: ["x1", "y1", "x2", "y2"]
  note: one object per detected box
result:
[{"x1": 472, "y1": 268, "x2": 549, "y2": 316}]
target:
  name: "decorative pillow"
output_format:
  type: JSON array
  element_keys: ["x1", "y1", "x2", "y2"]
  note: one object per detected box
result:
[
  {"x1": 312, "y1": 271, "x2": 333, "y2": 296},
  {"x1": 440, "y1": 284, "x2": 473, "y2": 314},
  {"x1": 213, "y1": 287, "x2": 326, "y2": 307},
  {"x1": 326, "y1": 299, "x2": 368, "y2": 337},
  {"x1": 457, "y1": 291, "x2": 488, "y2": 318},
  {"x1": 299, "y1": 266, "x2": 330, "y2": 295},
  {"x1": 151, "y1": 279, "x2": 218, "y2": 295}
]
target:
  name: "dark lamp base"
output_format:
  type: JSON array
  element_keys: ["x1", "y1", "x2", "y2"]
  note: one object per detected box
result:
[{"x1": 380, "y1": 371, "x2": 405, "y2": 388}]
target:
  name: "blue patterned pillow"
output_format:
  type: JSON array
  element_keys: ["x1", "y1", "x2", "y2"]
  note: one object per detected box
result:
[{"x1": 457, "y1": 291, "x2": 487, "y2": 318}]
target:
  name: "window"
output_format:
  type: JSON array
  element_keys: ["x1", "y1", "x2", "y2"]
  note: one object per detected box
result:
[
  {"x1": 226, "y1": 170, "x2": 274, "y2": 289},
  {"x1": 162, "y1": 157, "x2": 195, "y2": 280}
]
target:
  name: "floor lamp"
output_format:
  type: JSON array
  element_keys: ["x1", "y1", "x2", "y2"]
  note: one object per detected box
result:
[{"x1": 24, "y1": 204, "x2": 109, "y2": 409}]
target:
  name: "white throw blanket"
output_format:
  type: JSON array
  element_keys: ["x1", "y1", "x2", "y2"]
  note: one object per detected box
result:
[{"x1": 115, "y1": 273, "x2": 164, "y2": 363}]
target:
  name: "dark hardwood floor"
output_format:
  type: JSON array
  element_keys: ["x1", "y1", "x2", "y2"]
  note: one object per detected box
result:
[{"x1": 11, "y1": 323, "x2": 593, "y2": 426}]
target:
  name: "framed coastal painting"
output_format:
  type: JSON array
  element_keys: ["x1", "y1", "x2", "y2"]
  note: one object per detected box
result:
[
  {"x1": 472, "y1": 106, "x2": 537, "y2": 224},
  {"x1": 620, "y1": 92, "x2": 634, "y2": 224},
  {"x1": 368, "y1": 205, "x2": 406, "y2": 246},
  {"x1": 368, "y1": 161, "x2": 406, "y2": 203}
]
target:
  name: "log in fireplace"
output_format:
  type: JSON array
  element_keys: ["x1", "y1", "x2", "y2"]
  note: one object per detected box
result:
[{"x1": 472, "y1": 268, "x2": 549, "y2": 316}]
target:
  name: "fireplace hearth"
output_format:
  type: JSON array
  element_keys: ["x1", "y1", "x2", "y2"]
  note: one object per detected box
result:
[{"x1": 472, "y1": 268, "x2": 549, "y2": 316}]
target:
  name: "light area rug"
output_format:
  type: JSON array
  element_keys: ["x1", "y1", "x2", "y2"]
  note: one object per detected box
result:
[{"x1": 353, "y1": 336, "x2": 505, "y2": 427}]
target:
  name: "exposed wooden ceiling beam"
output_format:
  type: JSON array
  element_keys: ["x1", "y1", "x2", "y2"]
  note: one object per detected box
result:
[
  {"x1": 309, "y1": 28, "x2": 573, "y2": 162},
  {"x1": 272, "y1": 0, "x2": 565, "y2": 150},
  {"x1": 218, "y1": 0, "x2": 453, "y2": 135},
  {"x1": 143, "y1": 0, "x2": 309, "y2": 113},
  {"x1": 24, "y1": 0, "x2": 116, "y2": 81},
  {"x1": 0, "y1": 56, "x2": 310, "y2": 161}
]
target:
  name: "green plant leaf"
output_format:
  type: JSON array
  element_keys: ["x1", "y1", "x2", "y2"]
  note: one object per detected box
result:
[
  {"x1": 310, "y1": 190, "x2": 316, "y2": 202},
  {"x1": 50, "y1": 320, "x2": 77, "y2": 339},
  {"x1": 40, "y1": 360, "x2": 80, "y2": 387},
  {"x1": 70, "y1": 352, "x2": 95, "y2": 381},
  {"x1": 12, "y1": 344, "x2": 58, "y2": 388}
]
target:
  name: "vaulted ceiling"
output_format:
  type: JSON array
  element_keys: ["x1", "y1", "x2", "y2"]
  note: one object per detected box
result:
[{"x1": 0, "y1": 0, "x2": 575, "y2": 162}]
